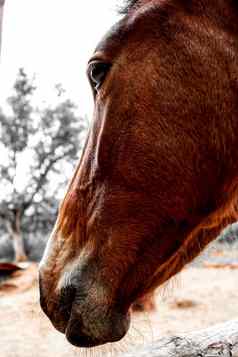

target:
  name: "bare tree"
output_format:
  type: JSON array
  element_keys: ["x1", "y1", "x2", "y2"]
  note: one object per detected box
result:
[{"x1": 0, "y1": 68, "x2": 87, "y2": 261}]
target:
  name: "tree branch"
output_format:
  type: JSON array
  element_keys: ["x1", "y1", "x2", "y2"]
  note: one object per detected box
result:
[{"x1": 23, "y1": 149, "x2": 74, "y2": 211}]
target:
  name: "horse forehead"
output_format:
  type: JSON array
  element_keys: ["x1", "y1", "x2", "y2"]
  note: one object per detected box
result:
[{"x1": 94, "y1": 0, "x2": 167, "y2": 55}]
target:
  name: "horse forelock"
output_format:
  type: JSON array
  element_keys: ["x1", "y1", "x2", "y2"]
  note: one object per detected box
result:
[{"x1": 119, "y1": 0, "x2": 140, "y2": 14}]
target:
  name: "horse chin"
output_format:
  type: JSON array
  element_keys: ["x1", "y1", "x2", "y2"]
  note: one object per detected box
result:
[{"x1": 64, "y1": 304, "x2": 131, "y2": 348}]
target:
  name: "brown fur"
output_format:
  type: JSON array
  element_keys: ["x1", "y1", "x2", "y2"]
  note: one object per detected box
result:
[{"x1": 39, "y1": 0, "x2": 238, "y2": 347}]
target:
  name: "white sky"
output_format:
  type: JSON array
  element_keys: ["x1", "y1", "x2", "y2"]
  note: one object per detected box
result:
[
  {"x1": 0, "y1": 0, "x2": 120, "y2": 116},
  {"x1": 0, "y1": 1, "x2": 121, "y2": 197}
]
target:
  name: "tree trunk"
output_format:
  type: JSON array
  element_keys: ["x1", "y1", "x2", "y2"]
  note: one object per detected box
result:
[
  {"x1": 0, "y1": 0, "x2": 5, "y2": 53},
  {"x1": 6, "y1": 210, "x2": 27, "y2": 262},
  {"x1": 122, "y1": 320, "x2": 238, "y2": 357},
  {"x1": 12, "y1": 230, "x2": 27, "y2": 263}
]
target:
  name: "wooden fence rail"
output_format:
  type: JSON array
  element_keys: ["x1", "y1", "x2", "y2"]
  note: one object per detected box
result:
[{"x1": 122, "y1": 320, "x2": 238, "y2": 357}]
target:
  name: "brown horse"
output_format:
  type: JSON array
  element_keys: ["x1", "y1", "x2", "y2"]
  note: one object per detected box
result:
[{"x1": 39, "y1": 0, "x2": 238, "y2": 348}]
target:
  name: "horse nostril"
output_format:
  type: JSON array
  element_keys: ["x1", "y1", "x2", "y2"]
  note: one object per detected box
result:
[
  {"x1": 39, "y1": 281, "x2": 77, "y2": 334},
  {"x1": 58, "y1": 285, "x2": 76, "y2": 320}
]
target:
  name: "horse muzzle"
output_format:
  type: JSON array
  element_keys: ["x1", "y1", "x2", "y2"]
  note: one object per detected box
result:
[{"x1": 39, "y1": 269, "x2": 130, "y2": 348}]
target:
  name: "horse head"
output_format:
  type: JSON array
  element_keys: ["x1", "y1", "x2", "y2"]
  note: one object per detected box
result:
[{"x1": 39, "y1": 0, "x2": 238, "y2": 347}]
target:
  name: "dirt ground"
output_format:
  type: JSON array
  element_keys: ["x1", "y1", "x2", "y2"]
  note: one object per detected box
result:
[{"x1": 0, "y1": 247, "x2": 238, "y2": 357}]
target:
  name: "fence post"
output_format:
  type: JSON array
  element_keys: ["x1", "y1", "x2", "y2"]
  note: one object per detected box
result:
[{"x1": 0, "y1": 0, "x2": 5, "y2": 54}]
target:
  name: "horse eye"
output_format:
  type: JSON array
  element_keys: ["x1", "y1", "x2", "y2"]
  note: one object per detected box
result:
[{"x1": 88, "y1": 61, "x2": 111, "y2": 91}]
